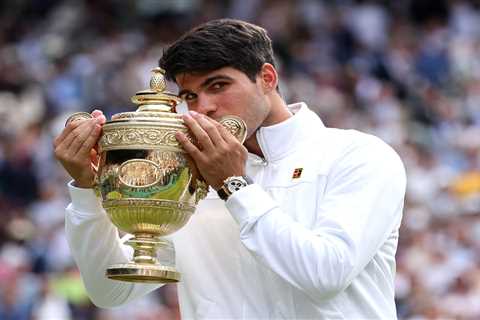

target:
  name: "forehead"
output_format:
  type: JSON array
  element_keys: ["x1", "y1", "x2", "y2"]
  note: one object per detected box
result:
[{"x1": 175, "y1": 67, "x2": 247, "y2": 89}]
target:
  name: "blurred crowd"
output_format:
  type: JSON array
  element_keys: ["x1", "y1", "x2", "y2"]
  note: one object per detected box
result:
[{"x1": 0, "y1": 0, "x2": 479, "y2": 319}]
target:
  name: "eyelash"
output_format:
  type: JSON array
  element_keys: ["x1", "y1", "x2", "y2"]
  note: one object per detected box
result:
[
  {"x1": 184, "y1": 93, "x2": 197, "y2": 101},
  {"x1": 181, "y1": 82, "x2": 228, "y2": 101},
  {"x1": 210, "y1": 82, "x2": 227, "y2": 91}
]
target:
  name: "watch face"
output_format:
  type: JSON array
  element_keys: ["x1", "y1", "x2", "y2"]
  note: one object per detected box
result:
[{"x1": 226, "y1": 178, "x2": 247, "y2": 193}]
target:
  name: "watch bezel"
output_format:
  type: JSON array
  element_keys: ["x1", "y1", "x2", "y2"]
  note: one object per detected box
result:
[
  {"x1": 226, "y1": 177, "x2": 248, "y2": 193},
  {"x1": 217, "y1": 175, "x2": 252, "y2": 200}
]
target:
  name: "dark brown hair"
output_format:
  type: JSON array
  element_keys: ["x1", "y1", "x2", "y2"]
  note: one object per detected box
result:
[{"x1": 159, "y1": 19, "x2": 276, "y2": 83}]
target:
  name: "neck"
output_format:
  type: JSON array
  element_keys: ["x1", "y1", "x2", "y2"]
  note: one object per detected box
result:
[{"x1": 245, "y1": 96, "x2": 292, "y2": 158}]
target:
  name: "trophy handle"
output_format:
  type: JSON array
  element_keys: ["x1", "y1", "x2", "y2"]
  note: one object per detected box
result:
[
  {"x1": 64, "y1": 111, "x2": 94, "y2": 127},
  {"x1": 218, "y1": 116, "x2": 247, "y2": 144}
]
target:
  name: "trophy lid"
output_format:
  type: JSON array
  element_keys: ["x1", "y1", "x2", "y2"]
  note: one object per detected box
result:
[{"x1": 110, "y1": 67, "x2": 183, "y2": 122}]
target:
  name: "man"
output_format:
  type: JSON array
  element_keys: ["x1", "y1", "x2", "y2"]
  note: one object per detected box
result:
[{"x1": 55, "y1": 19, "x2": 406, "y2": 319}]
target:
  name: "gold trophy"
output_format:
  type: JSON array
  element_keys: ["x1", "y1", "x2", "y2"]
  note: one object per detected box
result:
[{"x1": 67, "y1": 68, "x2": 246, "y2": 283}]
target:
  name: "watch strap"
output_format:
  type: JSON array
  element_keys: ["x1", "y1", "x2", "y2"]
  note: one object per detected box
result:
[{"x1": 217, "y1": 185, "x2": 230, "y2": 201}]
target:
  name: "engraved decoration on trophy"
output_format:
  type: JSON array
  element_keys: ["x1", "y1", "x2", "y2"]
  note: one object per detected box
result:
[{"x1": 67, "y1": 68, "x2": 246, "y2": 283}]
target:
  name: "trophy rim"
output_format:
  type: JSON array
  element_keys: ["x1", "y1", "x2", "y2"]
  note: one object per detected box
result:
[
  {"x1": 106, "y1": 263, "x2": 180, "y2": 283},
  {"x1": 103, "y1": 198, "x2": 195, "y2": 211}
]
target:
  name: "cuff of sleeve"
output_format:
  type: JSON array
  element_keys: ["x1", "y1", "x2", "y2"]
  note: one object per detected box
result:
[
  {"x1": 225, "y1": 184, "x2": 278, "y2": 229},
  {"x1": 68, "y1": 181, "x2": 104, "y2": 215}
]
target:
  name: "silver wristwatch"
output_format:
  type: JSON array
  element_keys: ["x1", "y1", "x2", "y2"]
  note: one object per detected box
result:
[{"x1": 217, "y1": 176, "x2": 252, "y2": 201}]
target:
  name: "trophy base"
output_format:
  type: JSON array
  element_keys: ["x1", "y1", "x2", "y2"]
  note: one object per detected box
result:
[{"x1": 106, "y1": 263, "x2": 180, "y2": 283}]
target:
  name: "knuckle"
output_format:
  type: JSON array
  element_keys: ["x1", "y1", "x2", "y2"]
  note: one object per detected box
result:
[
  {"x1": 190, "y1": 148, "x2": 202, "y2": 158},
  {"x1": 177, "y1": 138, "x2": 187, "y2": 147},
  {"x1": 224, "y1": 143, "x2": 234, "y2": 152},
  {"x1": 182, "y1": 141, "x2": 195, "y2": 152},
  {"x1": 55, "y1": 153, "x2": 67, "y2": 162},
  {"x1": 67, "y1": 121, "x2": 79, "y2": 130},
  {"x1": 71, "y1": 159, "x2": 84, "y2": 167},
  {"x1": 218, "y1": 124, "x2": 227, "y2": 133},
  {"x1": 53, "y1": 151, "x2": 61, "y2": 160},
  {"x1": 70, "y1": 129, "x2": 80, "y2": 139},
  {"x1": 203, "y1": 122, "x2": 215, "y2": 131},
  {"x1": 219, "y1": 145, "x2": 229, "y2": 155},
  {"x1": 197, "y1": 129, "x2": 209, "y2": 137},
  {"x1": 198, "y1": 132, "x2": 210, "y2": 142}
]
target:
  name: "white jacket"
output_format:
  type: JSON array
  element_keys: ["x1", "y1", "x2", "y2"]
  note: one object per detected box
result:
[{"x1": 65, "y1": 103, "x2": 406, "y2": 319}]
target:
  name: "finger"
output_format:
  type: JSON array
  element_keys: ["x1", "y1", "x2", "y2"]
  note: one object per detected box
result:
[
  {"x1": 54, "y1": 117, "x2": 88, "y2": 147},
  {"x1": 65, "y1": 119, "x2": 98, "y2": 157},
  {"x1": 55, "y1": 119, "x2": 94, "y2": 153},
  {"x1": 186, "y1": 155, "x2": 203, "y2": 183},
  {"x1": 90, "y1": 115, "x2": 104, "y2": 152},
  {"x1": 90, "y1": 148, "x2": 99, "y2": 164},
  {"x1": 78, "y1": 124, "x2": 102, "y2": 157},
  {"x1": 91, "y1": 109, "x2": 107, "y2": 125},
  {"x1": 183, "y1": 112, "x2": 214, "y2": 151},
  {"x1": 175, "y1": 131, "x2": 204, "y2": 162},
  {"x1": 191, "y1": 112, "x2": 225, "y2": 146},
  {"x1": 91, "y1": 109, "x2": 103, "y2": 117}
]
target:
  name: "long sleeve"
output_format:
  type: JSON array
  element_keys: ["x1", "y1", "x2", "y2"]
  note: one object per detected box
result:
[
  {"x1": 65, "y1": 183, "x2": 161, "y2": 308},
  {"x1": 226, "y1": 136, "x2": 407, "y2": 302}
]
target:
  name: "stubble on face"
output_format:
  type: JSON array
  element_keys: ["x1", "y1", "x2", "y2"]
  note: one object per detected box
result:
[{"x1": 242, "y1": 88, "x2": 271, "y2": 140}]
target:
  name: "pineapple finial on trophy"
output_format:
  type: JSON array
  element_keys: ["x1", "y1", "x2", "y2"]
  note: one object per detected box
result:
[
  {"x1": 131, "y1": 67, "x2": 181, "y2": 112},
  {"x1": 149, "y1": 67, "x2": 167, "y2": 93}
]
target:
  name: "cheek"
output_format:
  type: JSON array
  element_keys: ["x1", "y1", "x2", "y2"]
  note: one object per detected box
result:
[
  {"x1": 245, "y1": 98, "x2": 269, "y2": 134},
  {"x1": 216, "y1": 87, "x2": 267, "y2": 126},
  {"x1": 212, "y1": 93, "x2": 246, "y2": 117}
]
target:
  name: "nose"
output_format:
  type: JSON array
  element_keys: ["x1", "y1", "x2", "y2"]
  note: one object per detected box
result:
[{"x1": 195, "y1": 93, "x2": 218, "y2": 117}]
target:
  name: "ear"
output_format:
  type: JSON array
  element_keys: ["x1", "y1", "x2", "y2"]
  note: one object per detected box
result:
[{"x1": 259, "y1": 63, "x2": 278, "y2": 93}]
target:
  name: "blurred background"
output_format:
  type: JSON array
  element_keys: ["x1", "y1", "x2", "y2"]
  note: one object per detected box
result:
[{"x1": 0, "y1": 0, "x2": 479, "y2": 319}]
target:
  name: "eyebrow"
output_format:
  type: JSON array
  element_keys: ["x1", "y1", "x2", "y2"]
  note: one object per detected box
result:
[{"x1": 178, "y1": 75, "x2": 234, "y2": 97}]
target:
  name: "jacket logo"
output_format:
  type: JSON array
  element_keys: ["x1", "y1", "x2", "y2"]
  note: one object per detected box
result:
[{"x1": 292, "y1": 168, "x2": 303, "y2": 179}]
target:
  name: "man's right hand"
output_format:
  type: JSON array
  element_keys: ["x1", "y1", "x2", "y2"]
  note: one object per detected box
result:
[{"x1": 54, "y1": 110, "x2": 106, "y2": 188}]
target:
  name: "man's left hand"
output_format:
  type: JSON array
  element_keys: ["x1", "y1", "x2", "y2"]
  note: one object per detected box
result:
[{"x1": 175, "y1": 111, "x2": 248, "y2": 190}]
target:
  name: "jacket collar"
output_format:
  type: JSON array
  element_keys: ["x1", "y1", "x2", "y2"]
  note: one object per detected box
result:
[{"x1": 252, "y1": 102, "x2": 325, "y2": 163}]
